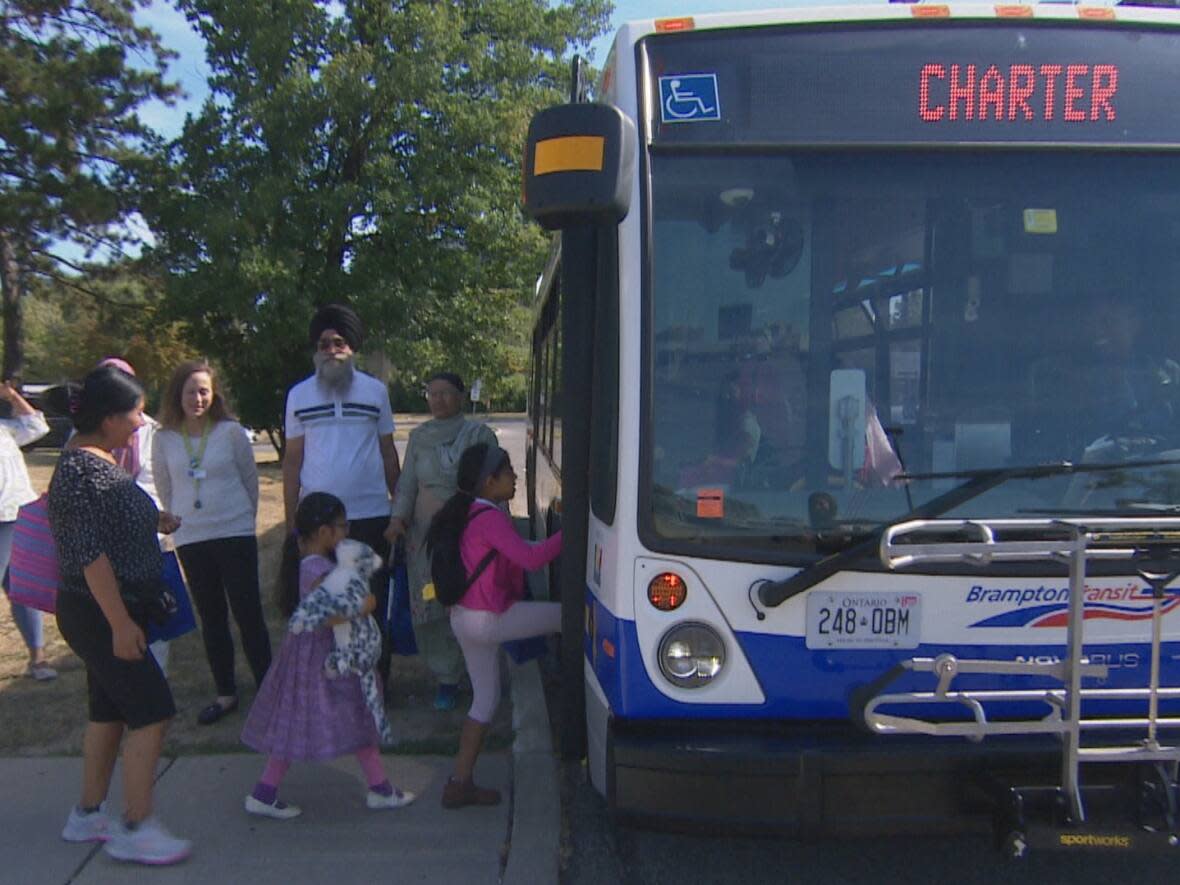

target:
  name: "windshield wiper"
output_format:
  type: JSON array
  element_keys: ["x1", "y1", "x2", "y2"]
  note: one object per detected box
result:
[{"x1": 756, "y1": 455, "x2": 1180, "y2": 609}]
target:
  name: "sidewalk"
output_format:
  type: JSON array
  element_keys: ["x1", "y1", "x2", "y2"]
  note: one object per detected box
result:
[{"x1": 0, "y1": 659, "x2": 558, "y2": 885}]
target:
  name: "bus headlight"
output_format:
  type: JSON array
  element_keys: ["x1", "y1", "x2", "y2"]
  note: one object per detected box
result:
[{"x1": 657, "y1": 623, "x2": 725, "y2": 688}]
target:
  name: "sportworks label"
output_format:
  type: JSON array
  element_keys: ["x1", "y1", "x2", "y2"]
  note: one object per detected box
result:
[{"x1": 966, "y1": 582, "x2": 1180, "y2": 628}]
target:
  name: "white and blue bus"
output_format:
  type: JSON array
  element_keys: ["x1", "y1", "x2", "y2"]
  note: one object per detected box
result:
[{"x1": 523, "y1": 2, "x2": 1180, "y2": 848}]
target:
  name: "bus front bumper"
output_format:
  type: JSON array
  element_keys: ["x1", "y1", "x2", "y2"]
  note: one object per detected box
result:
[{"x1": 606, "y1": 718, "x2": 1063, "y2": 837}]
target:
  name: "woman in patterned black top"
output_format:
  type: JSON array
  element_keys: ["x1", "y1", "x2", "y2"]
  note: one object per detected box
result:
[{"x1": 47, "y1": 366, "x2": 192, "y2": 866}]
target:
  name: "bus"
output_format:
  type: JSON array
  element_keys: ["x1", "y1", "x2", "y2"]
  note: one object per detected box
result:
[{"x1": 523, "y1": 1, "x2": 1180, "y2": 850}]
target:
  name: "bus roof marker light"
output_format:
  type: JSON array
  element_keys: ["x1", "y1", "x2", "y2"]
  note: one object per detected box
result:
[
  {"x1": 911, "y1": 4, "x2": 951, "y2": 16},
  {"x1": 654, "y1": 17, "x2": 695, "y2": 33},
  {"x1": 995, "y1": 5, "x2": 1034, "y2": 17},
  {"x1": 648, "y1": 572, "x2": 688, "y2": 611}
]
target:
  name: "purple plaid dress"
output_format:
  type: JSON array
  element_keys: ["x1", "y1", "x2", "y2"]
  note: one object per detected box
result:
[{"x1": 241, "y1": 554, "x2": 378, "y2": 760}]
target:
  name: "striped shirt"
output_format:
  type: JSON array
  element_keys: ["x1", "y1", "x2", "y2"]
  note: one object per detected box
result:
[{"x1": 284, "y1": 371, "x2": 396, "y2": 519}]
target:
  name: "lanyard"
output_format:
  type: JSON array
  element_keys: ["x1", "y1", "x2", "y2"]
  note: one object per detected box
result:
[{"x1": 182, "y1": 419, "x2": 211, "y2": 509}]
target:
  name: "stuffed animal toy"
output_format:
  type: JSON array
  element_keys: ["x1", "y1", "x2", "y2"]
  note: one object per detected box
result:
[{"x1": 288, "y1": 539, "x2": 393, "y2": 745}]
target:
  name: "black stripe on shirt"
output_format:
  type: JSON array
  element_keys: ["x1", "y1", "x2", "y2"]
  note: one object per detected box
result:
[
  {"x1": 294, "y1": 403, "x2": 335, "y2": 419},
  {"x1": 341, "y1": 402, "x2": 380, "y2": 415}
]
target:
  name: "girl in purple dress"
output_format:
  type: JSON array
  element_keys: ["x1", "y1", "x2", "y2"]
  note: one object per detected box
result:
[{"x1": 241, "y1": 492, "x2": 415, "y2": 819}]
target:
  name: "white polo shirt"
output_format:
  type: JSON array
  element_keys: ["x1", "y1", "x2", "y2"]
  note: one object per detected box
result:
[{"x1": 284, "y1": 370, "x2": 396, "y2": 520}]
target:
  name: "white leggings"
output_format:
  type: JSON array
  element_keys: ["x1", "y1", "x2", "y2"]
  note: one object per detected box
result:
[{"x1": 450, "y1": 601, "x2": 561, "y2": 723}]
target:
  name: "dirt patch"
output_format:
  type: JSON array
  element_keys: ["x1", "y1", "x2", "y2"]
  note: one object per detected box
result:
[{"x1": 0, "y1": 446, "x2": 510, "y2": 756}]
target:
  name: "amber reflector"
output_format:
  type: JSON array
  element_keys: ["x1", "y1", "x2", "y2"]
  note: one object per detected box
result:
[{"x1": 648, "y1": 573, "x2": 687, "y2": 611}]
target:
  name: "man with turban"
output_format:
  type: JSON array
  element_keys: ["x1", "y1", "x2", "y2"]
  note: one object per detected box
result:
[{"x1": 282, "y1": 303, "x2": 400, "y2": 687}]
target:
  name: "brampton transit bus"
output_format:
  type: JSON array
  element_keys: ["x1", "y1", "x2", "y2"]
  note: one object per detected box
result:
[{"x1": 522, "y1": 1, "x2": 1180, "y2": 851}]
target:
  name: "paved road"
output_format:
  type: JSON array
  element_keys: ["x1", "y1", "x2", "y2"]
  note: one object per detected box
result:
[{"x1": 561, "y1": 764, "x2": 1178, "y2": 885}]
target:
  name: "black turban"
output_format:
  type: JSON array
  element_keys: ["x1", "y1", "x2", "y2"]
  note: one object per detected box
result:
[{"x1": 309, "y1": 303, "x2": 364, "y2": 351}]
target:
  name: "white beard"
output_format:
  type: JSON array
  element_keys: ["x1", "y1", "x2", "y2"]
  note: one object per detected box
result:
[{"x1": 315, "y1": 353, "x2": 355, "y2": 390}]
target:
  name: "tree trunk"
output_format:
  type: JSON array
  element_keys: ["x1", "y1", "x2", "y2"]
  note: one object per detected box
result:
[{"x1": 0, "y1": 231, "x2": 24, "y2": 384}]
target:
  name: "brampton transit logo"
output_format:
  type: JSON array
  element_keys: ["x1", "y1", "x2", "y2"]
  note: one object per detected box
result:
[{"x1": 966, "y1": 582, "x2": 1180, "y2": 628}]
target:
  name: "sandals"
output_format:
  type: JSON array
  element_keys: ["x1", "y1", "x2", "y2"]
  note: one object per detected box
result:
[{"x1": 196, "y1": 697, "x2": 238, "y2": 725}]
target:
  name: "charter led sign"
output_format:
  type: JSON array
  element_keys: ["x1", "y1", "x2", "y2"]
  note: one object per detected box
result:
[
  {"x1": 647, "y1": 25, "x2": 1180, "y2": 145},
  {"x1": 918, "y1": 63, "x2": 1118, "y2": 123}
]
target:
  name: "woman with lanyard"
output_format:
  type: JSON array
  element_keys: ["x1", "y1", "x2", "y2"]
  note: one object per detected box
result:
[{"x1": 153, "y1": 360, "x2": 271, "y2": 725}]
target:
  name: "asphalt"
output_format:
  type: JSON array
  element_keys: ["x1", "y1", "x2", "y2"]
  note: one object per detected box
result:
[{"x1": 0, "y1": 657, "x2": 559, "y2": 885}]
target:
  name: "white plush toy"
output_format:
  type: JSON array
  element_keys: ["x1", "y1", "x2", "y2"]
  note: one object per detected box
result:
[{"x1": 288, "y1": 538, "x2": 393, "y2": 745}]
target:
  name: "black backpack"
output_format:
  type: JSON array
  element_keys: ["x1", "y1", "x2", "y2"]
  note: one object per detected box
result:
[{"x1": 430, "y1": 507, "x2": 497, "y2": 607}]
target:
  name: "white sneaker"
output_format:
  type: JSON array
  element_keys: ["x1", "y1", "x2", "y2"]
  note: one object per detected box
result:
[
  {"x1": 366, "y1": 788, "x2": 416, "y2": 810},
  {"x1": 244, "y1": 794, "x2": 302, "y2": 819},
  {"x1": 61, "y1": 803, "x2": 115, "y2": 843},
  {"x1": 103, "y1": 816, "x2": 191, "y2": 866},
  {"x1": 26, "y1": 663, "x2": 58, "y2": 682}
]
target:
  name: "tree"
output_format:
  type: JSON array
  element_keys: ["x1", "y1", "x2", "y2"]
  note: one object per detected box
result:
[
  {"x1": 0, "y1": 0, "x2": 177, "y2": 382},
  {"x1": 23, "y1": 261, "x2": 193, "y2": 402},
  {"x1": 145, "y1": 0, "x2": 609, "y2": 446}
]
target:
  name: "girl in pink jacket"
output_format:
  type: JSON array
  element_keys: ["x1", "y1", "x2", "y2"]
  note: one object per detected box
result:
[{"x1": 426, "y1": 443, "x2": 561, "y2": 809}]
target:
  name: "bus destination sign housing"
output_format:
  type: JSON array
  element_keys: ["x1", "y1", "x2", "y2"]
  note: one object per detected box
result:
[{"x1": 643, "y1": 23, "x2": 1180, "y2": 146}]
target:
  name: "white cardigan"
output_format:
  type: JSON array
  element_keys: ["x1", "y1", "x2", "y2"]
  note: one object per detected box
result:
[
  {"x1": 0, "y1": 412, "x2": 49, "y2": 522},
  {"x1": 152, "y1": 420, "x2": 258, "y2": 546}
]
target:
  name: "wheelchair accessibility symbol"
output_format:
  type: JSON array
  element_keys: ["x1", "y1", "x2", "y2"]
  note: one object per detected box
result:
[{"x1": 659, "y1": 74, "x2": 721, "y2": 123}]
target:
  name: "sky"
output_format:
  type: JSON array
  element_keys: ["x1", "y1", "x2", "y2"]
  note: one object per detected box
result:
[{"x1": 134, "y1": 0, "x2": 830, "y2": 138}]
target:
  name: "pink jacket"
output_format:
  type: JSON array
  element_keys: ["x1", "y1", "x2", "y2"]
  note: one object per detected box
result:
[{"x1": 458, "y1": 502, "x2": 562, "y2": 613}]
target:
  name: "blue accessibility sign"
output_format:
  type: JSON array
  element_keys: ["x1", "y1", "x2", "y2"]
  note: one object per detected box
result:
[{"x1": 659, "y1": 74, "x2": 721, "y2": 124}]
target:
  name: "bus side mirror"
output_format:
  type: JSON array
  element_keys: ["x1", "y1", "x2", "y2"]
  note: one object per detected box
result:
[{"x1": 523, "y1": 103, "x2": 636, "y2": 230}]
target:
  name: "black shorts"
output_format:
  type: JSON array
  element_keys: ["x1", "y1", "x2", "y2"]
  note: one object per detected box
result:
[{"x1": 55, "y1": 590, "x2": 176, "y2": 729}]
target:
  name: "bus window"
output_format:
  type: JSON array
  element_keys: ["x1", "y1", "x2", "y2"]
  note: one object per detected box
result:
[{"x1": 643, "y1": 151, "x2": 1180, "y2": 560}]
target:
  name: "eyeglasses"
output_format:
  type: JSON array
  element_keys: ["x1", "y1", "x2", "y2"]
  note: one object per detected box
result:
[
  {"x1": 317, "y1": 335, "x2": 350, "y2": 352},
  {"x1": 423, "y1": 388, "x2": 459, "y2": 400}
]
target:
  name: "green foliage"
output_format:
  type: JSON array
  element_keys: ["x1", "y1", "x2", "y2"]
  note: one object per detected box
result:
[
  {"x1": 22, "y1": 262, "x2": 195, "y2": 408},
  {"x1": 145, "y1": 0, "x2": 609, "y2": 438},
  {"x1": 0, "y1": 0, "x2": 178, "y2": 378}
]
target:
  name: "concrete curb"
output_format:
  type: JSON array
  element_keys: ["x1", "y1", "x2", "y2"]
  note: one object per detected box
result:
[{"x1": 504, "y1": 658, "x2": 560, "y2": 885}]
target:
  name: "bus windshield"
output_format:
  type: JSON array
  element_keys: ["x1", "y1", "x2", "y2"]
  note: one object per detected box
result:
[{"x1": 645, "y1": 150, "x2": 1180, "y2": 558}]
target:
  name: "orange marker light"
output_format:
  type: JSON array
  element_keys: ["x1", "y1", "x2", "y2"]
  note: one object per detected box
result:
[
  {"x1": 995, "y1": 5, "x2": 1032, "y2": 17},
  {"x1": 648, "y1": 572, "x2": 687, "y2": 611},
  {"x1": 911, "y1": 5, "x2": 950, "y2": 17},
  {"x1": 655, "y1": 17, "x2": 695, "y2": 33}
]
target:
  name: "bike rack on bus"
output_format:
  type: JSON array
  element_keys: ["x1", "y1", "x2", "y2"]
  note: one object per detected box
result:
[{"x1": 863, "y1": 517, "x2": 1180, "y2": 851}]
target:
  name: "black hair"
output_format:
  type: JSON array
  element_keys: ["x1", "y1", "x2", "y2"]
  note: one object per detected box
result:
[
  {"x1": 424, "y1": 442, "x2": 509, "y2": 559},
  {"x1": 45, "y1": 366, "x2": 144, "y2": 435},
  {"x1": 276, "y1": 492, "x2": 347, "y2": 617},
  {"x1": 426, "y1": 371, "x2": 465, "y2": 393}
]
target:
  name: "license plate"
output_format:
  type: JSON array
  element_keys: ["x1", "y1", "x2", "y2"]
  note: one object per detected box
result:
[{"x1": 805, "y1": 591, "x2": 922, "y2": 649}]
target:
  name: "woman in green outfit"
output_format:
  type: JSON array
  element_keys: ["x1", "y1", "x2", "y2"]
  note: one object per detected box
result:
[{"x1": 386, "y1": 372, "x2": 496, "y2": 710}]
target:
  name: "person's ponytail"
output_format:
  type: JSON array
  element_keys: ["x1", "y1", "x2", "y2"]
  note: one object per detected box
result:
[
  {"x1": 276, "y1": 533, "x2": 302, "y2": 617},
  {"x1": 425, "y1": 442, "x2": 490, "y2": 559},
  {"x1": 46, "y1": 367, "x2": 143, "y2": 435}
]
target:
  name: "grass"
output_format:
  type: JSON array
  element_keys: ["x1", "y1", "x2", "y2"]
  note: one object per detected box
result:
[{"x1": 0, "y1": 446, "x2": 511, "y2": 756}]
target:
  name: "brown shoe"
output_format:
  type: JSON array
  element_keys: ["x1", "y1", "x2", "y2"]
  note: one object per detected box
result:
[{"x1": 441, "y1": 777, "x2": 501, "y2": 809}]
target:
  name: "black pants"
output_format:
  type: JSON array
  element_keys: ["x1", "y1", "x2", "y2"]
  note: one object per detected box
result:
[
  {"x1": 347, "y1": 515, "x2": 392, "y2": 687},
  {"x1": 177, "y1": 535, "x2": 272, "y2": 698}
]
